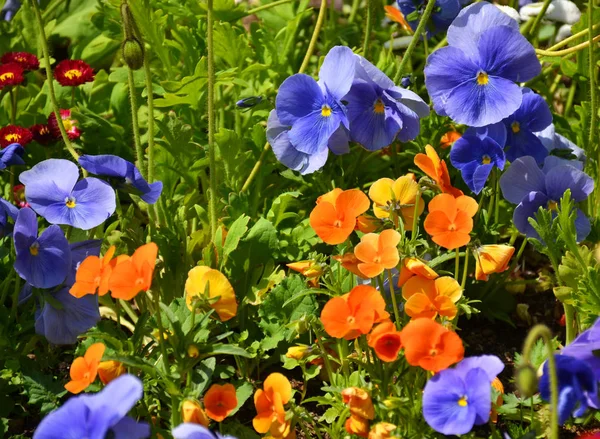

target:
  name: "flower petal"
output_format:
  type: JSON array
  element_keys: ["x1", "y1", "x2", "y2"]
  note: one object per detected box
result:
[
  {"x1": 276, "y1": 74, "x2": 324, "y2": 126},
  {"x1": 500, "y1": 156, "x2": 547, "y2": 204},
  {"x1": 318, "y1": 46, "x2": 356, "y2": 100}
]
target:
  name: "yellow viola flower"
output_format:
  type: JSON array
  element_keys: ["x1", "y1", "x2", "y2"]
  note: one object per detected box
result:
[
  {"x1": 368, "y1": 174, "x2": 423, "y2": 230},
  {"x1": 473, "y1": 245, "x2": 515, "y2": 281},
  {"x1": 185, "y1": 266, "x2": 238, "y2": 321},
  {"x1": 97, "y1": 360, "x2": 126, "y2": 385}
]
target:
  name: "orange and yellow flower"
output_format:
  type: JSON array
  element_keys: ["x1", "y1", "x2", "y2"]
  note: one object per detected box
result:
[
  {"x1": 342, "y1": 388, "x2": 374, "y2": 438},
  {"x1": 440, "y1": 130, "x2": 461, "y2": 149},
  {"x1": 181, "y1": 399, "x2": 210, "y2": 426},
  {"x1": 287, "y1": 261, "x2": 323, "y2": 287},
  {"x1": 97, "y1": 360, "x2": 126, "y2": 385},
  {"x1": 367, "y1": 321, "x2": 402, "y2": 362},
  {"x1": 424, "y1": 193, "x2": 478, "y2": 249},
  {"x1": 384, "y1": 5, "x2": 411, "y2": 31},
  {"x1": 414, "y1": 145, "x2": 463, "y2": 196},
  {"x1": 354, "y1": 229, "x2": 401, "y2": 278},
  {"x1": 253, "y1": 373, "x2": 292, "y2": 434},
  {"x1": 310, "y1": 188, "x2": 370, "y2": 245},
  {"x1": 402, "y1": 276, "x2": 462, "y2": 320},
  {"x1": 185, "y1": 266, "x2": 238, "y2": 321},
  {"x1": 64, "y1": 342, "x2": 105, "y2": 394},
  {"x1": 70, "y1": 246, "x2": 124, "y2": 298},
  {"x1": 397, "y1": 257, "x2": 438, "y2": 287},
  {"x1": 204, "y1": 383, "x2": 238, "y2": 422},
  {"x1": 473, "y1": 244, "x2": 515, "y2": 281},
  {"x1": 109, "y1": 243, "x2": 158, "y2": 300},
  {"x1": 368, "y1": 174, "x2": 423, "y2": 230},
  {"x1": 369, "y1": 423, "x2": 397, "y2": 439}
]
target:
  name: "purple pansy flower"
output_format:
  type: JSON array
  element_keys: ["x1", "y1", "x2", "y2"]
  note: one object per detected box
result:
[
  {"x1": 172, "y1": 424, "x2": 237, "y2": 439},
  {"x1": 423, "y1": 355, "x2": 504, "y2": 435},
  {"x1": 78, "y1": 155, "x2": 163, "y2": 205},
  {"x1": 500, "y1": 156, "x2": 594, "y2": 241},
  {"x1": 562, "y1": 318, "x2": 600, "y2": 381},
  {"x1": 450, "y1": 123, "x2": 506, "y2": 194},
  {"x1": 33, "y1": 374, "x2": 150, "y2": 439},
  {"x1": 19, "y1": 159, "x2": 116, "y2": 230},
  {"x1": 13, "y1": 207, "x2": 71, "y2": 289},
  {"x1": 536, "y1": 124, "x2": 586, "y2": 163},
  {"x1": 502, "y1": 88, "x2": 552, "y2": 164},
  {"x1": 0, "y1": 196, "x2": 19, "y2": 237},
  {"x1": 425, "y1": 2, "x2": 541, "y2": 127},
  {"x1": 0, "y1": 143, "x2": 25, "y2": 170},
  {"x1": 397, "y1": 0, "x2": 462, "y2": 36}
]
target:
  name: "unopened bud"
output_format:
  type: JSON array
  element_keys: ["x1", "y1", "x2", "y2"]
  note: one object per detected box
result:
[
  {"x1": 516, "y1": 365, "x2": 538, "y2": 398},
  {"x1": 122, "y1": 38, "x2": 144, "y2": 70}
]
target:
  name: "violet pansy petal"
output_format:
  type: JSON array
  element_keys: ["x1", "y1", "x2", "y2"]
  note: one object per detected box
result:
[
  {"x1": 500, "y1": 156, "x2": 546, "y2": 204},
  {"x1": 66, "y1": 178, "x2": 116, "y2": 230},
  {"x1": 574, "y1": 209, "x2": 591, "y2": 242},
  {"x1": 110, "y1": 417, "x2": 151, "y2": 439},
  {"x1": 515, "y1": 89, "x2": 553, "y2": 132},
  {"x1": 275, "y1": 74, "x2": 324, "y2": 126},
  {"x1": 544, "y1": 165, "x2": 594, "y2": 202},
  {"x1": 20, "y1": 160, "x2": 79, "y2": 215},
  {"x1": 317, "y1": 46, "x2": 356, "y2": 100},
  {"x1": 512, "y1": 191, "x2": 548, "y2": 239},
  {"x1": 33, "y1": 398, "x2": 95, "y2": 439},
  {"x1": 78, "y1": 154, "x2": 130, "y2": 178},
  {"x1": 327, "y1": 125, "x2": 350, "y2": 155},
  {"x1": 505, "y1": 130, "x2": 549, "y2": 164},
  {"x1": 389, "y1": 87, "x2": 430, "y2": 118},
  {"x1": 354, "y1": 55, "x2": 395, "y2": 90},
  {"x1": 471, "y1": 163, "x2": 495, "y2": 194},
  {"x1": 84, "y1": 375, "x2": 144, "y2": 422},
  {"x1": 456, "y1": 355, "x2": 505, "y2": 382},
  {"x1": 287, "y1": 107, "x2": 344, "y2": 155},
  {"x1": 467, "y1": 368, "x2": 495, "y2": 425},
  {"x1": 172, "y1": 424, "x2": 219, "y2": 439}
]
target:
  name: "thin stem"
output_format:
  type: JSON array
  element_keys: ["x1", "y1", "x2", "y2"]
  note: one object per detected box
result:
[
  {"x1": 547, "y1": 23, "x2": 600, "y2": 51},
  {"x1": 362, "y1": 0, "x2": 372, "y2": 57},
  {"x1": 348, "y1": 0, "x2": 360, "y2": 23},
  {"x1": 536, "y1": 34, "x2": 600, "y2": 56},
  {"x1": 9, "y1": 87, "x2": 17, "y2": 124},
  {"x1": 207, "y1": 0, "x2": 218, "y2": 239},
  {"x1": 388, "y1": 270, "x2": 402, "y2": 329},
  {"x1": 315, "y1": 331, "x2": 336, "y2": 385},
  {"x1": 152, "y1": 290, "x2": 170, "y2": 371},
  {"x1": 460, "y1": 248, "x2": 469, "y2": 289},
  {"x1": 393, "y1": 0, "x2": 436, "y2": 82},
  {"x1": 70, "y1": 87, "x2": 75, "y2": 108},
  {"x1": 528, "y1": 0, "x2": 552, "y2": 38},
  {"x1": 588, "y1": 0, "x2": 597, "y2": 175},
  {"x1": 246, "y1": 0, "x2": 294, "y2": 15},
  {"x1": 494, "y1": 169, "x2": 500, "y2": 224},
  {"x1": 127, "y1": 68, "x2": 146, "y2": 180},
  {"x1": 144, "y1": 58, "x2": 155, "y2": 185},
  {"x1": 410, "y1": 189, "x2": 421, "y2": 243},
  {"x1": 454, "y1": 250, "x2": 460, "y2": 279},
  {"x1": 241, "y1": 142, "x2": 270, "y2": 192},
  {"x1": 30, "y1": 0, "x2": 80, "y2": 162},
  {"x1": 299, "y1": 0, "x2": 327, "y2": 74},
  {"x1": 564, "y1": 303, "x2": 576, "y2": 344}
]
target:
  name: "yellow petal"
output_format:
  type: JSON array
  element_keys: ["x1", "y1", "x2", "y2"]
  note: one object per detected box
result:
[
  {"x1": 368, "y1": 178, "x2": 395, "y2": 206},
  {"x1": 435, "y1": 276, "x2": 462, "y2": 303}
]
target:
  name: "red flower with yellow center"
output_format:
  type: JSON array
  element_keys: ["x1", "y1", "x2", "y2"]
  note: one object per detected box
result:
[
  {"x1": 30, "y1": 124, "x2": 55, "y2": 145},
  {"x1": 13, "y1": 184, "x2": 29, "y2": 208},
  {"x1": 0, "y1": 125, "x2": 33, "y2": 148},
  {"x1": 1, "y1": 52, "x2": 40, "y2": 71},
  {"x1": 48, "y1": 110, "x2": 81, "y2": 140},
  {"x1": 0, "y1": 63, "x2": 24, "y2": 89},
  {"x1": 54, "y1": 59, "x2": 95, "y2": 86}
]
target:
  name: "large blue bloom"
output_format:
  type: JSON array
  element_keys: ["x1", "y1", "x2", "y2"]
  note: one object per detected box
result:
[
  {"x1": 34, "y1": 374, "x2": 150, "y2": 439},
  {"x1": 450, "y1": 123, "x2": 506, "y2": 194},
  {"x1": 345, "y1": 54, "x2": 429, "y2": 151},
  {"x1": 540, "y1": 355, "x2": 598, "y2": 425},
  {"x1": 78, "y1": 155, "x2": 163, "y2": 205},
  {"x1": 536, "y1": 124, "x2": 586, "y2": 163},
  {"x1": 499, "y1": 156, "x2": 594, "y2": 241},
  {"x1": 20, "y1": 159, "x2": 116, "y2": 230},
  {"x1": 397, "y1": 0, "x2": 462, "y2": 36},
  {"x1": 172, "y1": 424, "x2": 237, "y2": 439},
  {"x1": 562, "y1": 318, "x2": 600, "y2": 381},
  {"x1": 0, "y1": 143, "x2": 25, "y2": 170},
  {"x1": 425, "y1": 2, "x2": 541, "y2": 127},
  {"x1": 502, "y1": 88, "x2": 552, "y2": 164},
  {"x1": 0, "y1": 196, "x2": 19, "y2": 237},
  {"x1": 423, "y1": 355, "x2": 504, "y2": 435},
  {"x1": 14, "y1": 207, "x2": 71, "y2": 289}
]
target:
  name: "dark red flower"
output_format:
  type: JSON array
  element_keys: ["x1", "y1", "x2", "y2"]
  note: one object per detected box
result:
[
  {"x1": 54, "y1": 60, "x2": 95, "y2": 86},
  {"x1": 1, "y1": 52, "x2": 39, "y2": 71},
  {"x1": 13, "y1": 184, "x2": 29, "y2": 208},
  {"x1": 0, "y1": 63, "x2": 24, "y2": 89},
  {"x1": 30, "y1": 124, "x2": 55, "y2": 145},
  {"x1": 0, "y1": 125, "x2": 33, "y2": 148},
  {"x1": 48, "y1": 110, "x2": 81, "y2": 140}
]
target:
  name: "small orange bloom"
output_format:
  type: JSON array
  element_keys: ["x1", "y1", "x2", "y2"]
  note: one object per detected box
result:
[
  {"x1": 424, "y1": 193, "x2": 478, "y2": 249},
  {"x1": 354, "y1": 229, "x2": 401, "y2": 278},
  {"x1": 402, "y1": 276, "x2": 462, "y2": 320},
  {"x1": 400, "y1": 318, "x2": 464, "y2": 372},
  {"x1": 440, "y1": 130, "x2": 461, "y2": 149},
  {"x1": 356, "y1": 214, "x2": 380, "y2": 233},
  {"x1": 342, "y1": 387, "x2": 375, "y2": 420},
  {"x1": 384, "y1": 5, "x2": 411, "y2": 31},
  {"x1": 253, "y1": 373, "x2": 292, "y2": 434},
  {"x1": 321, "y1": 285, "x2": 389, "y2": 340},
  {"x1": 346, "y1": 414, "x2": 370, "y2": 438},
  {"x1": 97, "y1": 360, "x2": 125, "y2": 385},
  {"x1": 287, "y1": 261, "x2": 323, "y2": 287},
  {"x1": 182, "y1": 399, "x2": 210, "y2": 426},
  {"x1": 367, "y1": 321, "x2": 402, "y2": 362},
  {"x1": 310, "y1": 188, "x2": 370, "y2": 245},
  {"x1": 369, "y1": 423, "x2": 397, "y2": 439},
  {"x1": 397, "y1": 257, "x2": 438, "y2": 287},
  {"x1": 109, "y1": 243, "x2": 158, "y2": 300},
  {"x1": 490, "y1": 377, "x2": 504, "y2": 423},
  {"x1": 185, "y1": 266, "x2": 238, "y2": 321},
  {"x1": 414, "y1": 145, "x2": 463, "y2": 197},
  {"x1": 204, "y1": 383, "x2": 238, "y2": 422},
  {"x1": 70, "y1": 246, "x2": 124, "y2": 298},
  {"x1": 473, "y1": 245, "x2": 515, "y2": 281},
  {"x1": 368, "y1": 174, "x2": 423, "y2": 230},
  {"x1": 64, "y1": 343, "x2": 105, "y2": 394},
  {"x1": 268, "y1": 419, "x2": 296, "y2": 439},
  {"x1": 334, "y1": 253, "x2": 368, "y2": 279}
]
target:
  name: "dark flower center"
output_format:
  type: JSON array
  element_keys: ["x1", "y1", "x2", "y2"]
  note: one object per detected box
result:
[
  {"x1": 373, "y1": 99, "x2": 385, "y2": 114},
  {"x1": 547, "y1": 200, "x2": 558, "y2": 211},
  {"x1": 511, "y1": 121, "x2": 520, "y2": 134}
]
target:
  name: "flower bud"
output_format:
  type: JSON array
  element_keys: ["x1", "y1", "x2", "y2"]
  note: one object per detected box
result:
[
  {"x1": 187, "y1": 344, "x2": 200, "y2": 358},
  {"x1": 122, "y1": 38, "x2": 144, "y2": 70},
  {"x1": 516, "y1": 364, "x2": 538, "y2": 398}
]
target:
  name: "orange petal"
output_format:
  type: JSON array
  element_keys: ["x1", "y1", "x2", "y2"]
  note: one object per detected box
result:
[
  {"x1": 402, "y1": 275, "x2": 436, "y2": 300},
  {"x1": 64, "y1": 378, "x2": 90, "y2": 394},
  {"x1": 132, "y1": 242, "x2": 158, "y2": 273},
  {"x1": 264, "y1": 373, "x2": 292, "y2": 405},
  {"x1": 405, "y1": 258, "x2": 438, "y2": 279},
  {"x1": 68, "y1": 357, "x2": 89, "y2": 382},
  {"x1": 424, "y1": 210, "x2": 453, "y2": 237},
  {"x1": 372, "y1": 331, "x2": 403, "y2": 362},
  {"x1": 431, "y1": 230, "x2": 471, "y2": 250},
  {"x1": 321, "y1": 296, "x2": 352, "y2": 338},
  {"x1": 84, "y1": 342, "x2": 105, "y2": 364},
  {"x1": 109, "y1": 260, "x2": 141, "y2": 300},
  {"x1": 102, "y1": 245, "x2": 117, "y2": 266},
  {"x1": 336, "y1": 189, "x2": 370, "y2": 218},
  {"x1": 434, "y1": 296, "x2": 458, "y2": 319},
  {"x1": 405, "y1": 293, "x2": 438, "y2": 319},
  {"x1": 204, "y1": 383, "x2": 238, "y2": 422},
  {"x1": 414, "y1": 153, "x2": 436, "y2": 181},
  {"x1": 310, "y1": 201, "x2": 354, "y2": 245},
  {"x1": 354, "y1": 234, "x2": 379, "y2": 263},
  {"x1": 428, "y1": 193, "x2": 457, "y2": 215},
  {"x1": 317, "y1": 188, "x2": 343, "y2": 206},
  {"x1": 455, "y1": 195, "x2": 478, "y2": 217},
  {"x1": 435, "y1": 276, "x2": 462, "y2": 303},
  {"x1": 358, "y1": 262, "x2": 384, "y2": 279},
  {"x1": 379, "y1": 229, "x2": 401, "y2": 249}
]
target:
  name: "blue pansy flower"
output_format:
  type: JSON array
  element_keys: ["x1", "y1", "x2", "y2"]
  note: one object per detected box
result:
[
  {"x1": 499, "y1": 156, "x2": 594, "y2": 241},
  {"x1": 562, "y1": 318, "x2": 600, "y2": 381},
  {"x1": 536, "y1": 124, "x2": 586, "y2": 163},
  {"x1": 0, "y1": 143, "x2": 25, "y2": 170},
  {"x1": 540, "y1": 355, "x2": 599, "y2": 425},
  {"x1": 425, "y1": 2, "x2": 541, "y2": 127},
  {"x1": 0, "y1": 197, "x2": 19, "y2": 237},
  {"x1": 345, "y1": 54, "x2": 430, "y2": 151},
  {"x1": 34, "y1": 374, "x2": 150, "y2": 439},
  {"x1": 502, "y1": 88, "x2": 552, "y2": 164},
  {"x1": 397, "y1": 0, "x2": 462, "y2": 36},
  {"x1": 78, "y1": 154, "x2": 163, "y2": 205},
  {"x1": 450, "y1": 123, "x2": 506, "y2": 194},
  {"x1": 1, "y1": 0, "x2": 20, "y2": 21},
  {"x1": 14, "y1": 207, "x2": 71, "y2": 289},
  {"x1": 172, "y1": 424, "x2": 237, "y2": 439},
  {"x1": 19, "y1": 159, "x2": 116, "y2": 230},
  {"x1": 423, "y1": 355, "x2": 504, "y2": 435}
]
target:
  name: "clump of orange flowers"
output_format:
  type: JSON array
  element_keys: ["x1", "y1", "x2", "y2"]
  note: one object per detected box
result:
[
  {"x1": 424, "y1": 193, "x2": 478, "y2": 249},
  {"x1": 310, "y1": 188, "x2": 369, "y2": 245},
  {"x1": 414, "y1": 145, "x2": 462, "y2": 197},
  {"x1": 253, "y1": 373, "x2": 295, "y2": 438},
  {"x1": 342, "y1": 387, "x2": 375, "y2": 438},
  {"x1": 473, "y1": 244, "x2": 515, "y2": 281},
  {"x1": 402, "y1": 276, "x2": 462, "y2": 320},
  {"x1": 354, "y1": 229, "x2": 400, "y2": 278},
  {"x1": 320, "y1": 285, "x2": 389, "y2": 340},
  {"x1": 64, "y1": 342, "x2": 105, "y2": 394},
  {"x1": 185, "y1": 266, "x2": 238, "y2": 321},
  {"x1": 204, "y1": 383, "x2": 238, "y2": 422},
  {"x1": 368, "y1": 174, "x2": 423, "y2": 230},
  {"x1": 367, "y1": 321, "x2": 402, "y2": 362}
]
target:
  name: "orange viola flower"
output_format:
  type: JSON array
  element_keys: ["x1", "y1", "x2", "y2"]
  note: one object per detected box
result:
[
  {"x1": 397, "y1": 257, "x2": 438, "y2": 287},
  {"x1": 368, "y1": 174, "x2": 423, "y2": 230},
  {"x1": 204, "y1": 383, "x2": 238, "y2": 422},
  {"x1": 367, "y1": 321, "x2": 402, "y2": 362},
  {"x1": 356, "y1": 214, "x2": 380, "y2": 233},
  {"x1": 287, "y1": 261, "x2": 323, "y2": 288},
  {"x1": 342, "y1": 387, "x2": 375, "y2": 420},
  {"x1": 185, "y1": 266, "x2": 238, "y2": 321},
  {"x1": 384, "y1": 5, "x2": 411, "y2": 31},
  {"x1": 440, "y1": 130, "x2": 461, "y2": 149},
  {"x1": 490, "y1": 377, "x2": 504, "y2": 423},
  {"x1": 70, "y1": 246, "x2": 124, "y2": 298},
  {"x1": 181, "y1": 399, "x2": 210, "y2": 426},
  {"x1": 424, "y1": 193, "x2": 478, "y2": 249},
  {"x1": 369, "y1": 423, "x2": 397, "y2": 439},
  {"x1": 354, "y1": 229, "x2": 401, "y2": 278},
  {"x1": 400, "y1": 318, "x2": 464, "y2": 372},
  {"x1": 253, "y1": 373, "x2": 292, "y2": 434},
  {"x1": 414, "y1": 145, "x2": 463, "y2": 197},
  {"x1": 97, "y1": 360, "x2": 125, "y2": 385},
  {"x1": 473, "y1": 245, "x2": 515, "y2": 281},
  {"x1": 268, "y1": 419, "x2": 296, "y2": 439},
  {"x1": 309, "y1": 188, "x2": 370, "y2": 245},
  {"x1": 320, "y1": 285, "x2": 389, "y2": 340},
  {"x1": 109, "y1": 243, "x2": 158, "y2": 300},
  {"x1": 346, "y1": 414, "x2": 370, "y2": 438},
  {"x1": 64, "y1": 342, "x2": 105, "y2": 394},
  {"x1": 333, "y1": 253, "x2": 368, "y2": 279},
  {"x1": 402, "y1": 276, "x2": 462, "y2": 320}
]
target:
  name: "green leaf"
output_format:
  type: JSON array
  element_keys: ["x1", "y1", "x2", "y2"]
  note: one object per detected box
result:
[
  {"x1": 200, "y1": 344, "x2": 253, "y2": 358},
  {"x1": 223, "y1": 214, "x2": 250, "y2": 260},
  {"x1": 191, "y1": 357, "x2": 216, "y2": 397},
  {"x1": 20, "y1": 368, "x2": 66, "y2": 415},
  {"x1": 229, "y1": 381, "x2": 254, "y2": 416}
]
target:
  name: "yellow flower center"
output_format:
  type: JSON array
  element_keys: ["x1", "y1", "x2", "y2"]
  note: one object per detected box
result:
[
  {"x1": 5, "y1": 134, "x2": 20, "y2": 142},
  {"x1": 374, "y1": 99, "x2": 385, "y2": 114},
  {"x1": 65, "y1": 197, "x2": 76, "y2": 208},
  {"x1": 429, "y1": 348, "x2": 438, "y2": 357},
  {"x1": 321, "y1": 105, "x2": 332, "y2": 117},
  {"x1": 0, "y1": 72, "x2": 14, "y2": 81},
  {"x1": 476, "y1": 71, "x2": 489, "y2": 86},
  {"x1": 482, "y1": 155, "x2": 491, "y2": 165},
  {"x1": 458, "y1": 396, "x2": 468, "y2": 407},
  {"x1": 511, "y1": 121, "x2": 520, "y2": 134},
  {"x1": 64, "y1": 69, "x2": 83, "y2": 80},
  {"x1": 333, "y1": 219, "x2": 342, "y2": 228},
  {"x1": 63, "y1": 119, "x2": 74, "y2": 132},
  {"x1": 29, "y1": 243, "x2": 39, "y2": 256},
  {"x1": 548, "y1": 200, "x2": 558, "y2": 211},
  {"x1": 373, "y1": 256, "x2": 381, "y2": 264},
  {"x1": 347, "y1": 315, "x2": 356, "y2": 325},
  {"x1": 448, "y1": 223, "x2": 456, "y2": 231}
]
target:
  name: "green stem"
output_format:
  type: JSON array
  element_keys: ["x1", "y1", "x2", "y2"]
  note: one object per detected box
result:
[
  {"x1": 528, "y1": 0, "x2": 552, "y2": 38},
  {"x1": 30, "y1": 0, "x2": 80, "y2": 163},
  {"x1": 144, "y1": 58, "x2": 156, "y2": 186},
  {"x1": 460, "y1": 248, "x2": 469, "y2": 289},
  {"x1": 565, "y1": 81, "x2": 577, "y2": 117},
  {"x1": 588, "y1": 0, "x2": 597, "y2": 183},
  {"x1": 9, "y1": 87, "x2": 17, "y2": 124},
  {"x1": 454, "y1": 249, "x2": 460, "y2": 279},
  {"x1": 246, "y1": 0, "x2": 294, "y2": 15},
  {"x1": 207, "y1": 0, "x2": 218, "y2": 239},
  {"x1": 535, "y1": 34, "x2": 600, "y2": 56},
  {"x1": 522, "y1": 325, "x2": 559, "y2": 439},
  {"x1": 547, "y1": 22, "x2": 600, "y2": 51},
  {"x1": 315, "y1": 330, "x2": 336, "y2": 385},
  {"x1": 388, "y1": 269, "x2": 402, "y2": 328},
  {"x1": 410, "y1": 189, "x2": 421, "y2": 243},
  {"x1": 241, "y1": 142, "x2": 270, "y2": 192},
  {"x1": 299, "y1": 0, "x2": 327, "y2": 74},
  {"x1": 152, "y1": 290, "x2": 170, "y2": 371},
  {"x1": 393, "y1": 0, "x2": 436, "y2": 82},
  {"x1": 127, "y1": 68, "x2": 146, "y2": 180},
  {"x1": 564, "y1": 303, "x2": 576, "y2": 344},
  {"x1": 348, "y1": 0, "x2": 360, "y2": 23},
  {"x1": 494, "y1": 169, "x2": 500, "y2": 224},
  {"x1": 362, "y1": 0, "x2": 372, "y2": 57}
]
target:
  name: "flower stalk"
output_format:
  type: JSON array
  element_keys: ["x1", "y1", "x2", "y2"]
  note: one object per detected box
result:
[{"x1": 207, "y1": 0, "x2": 218, "y2": 239}]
